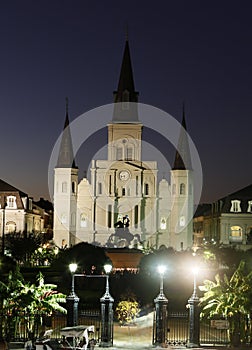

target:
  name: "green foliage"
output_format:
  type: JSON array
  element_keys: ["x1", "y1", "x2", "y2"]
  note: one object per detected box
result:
[
  {"x1": 115, "y1": 290, "x2": 140, "y2": 325},
  {"x1": 0, "y1": 268, "x2": 66, "y2": 340},
  {"x1": 199, "y1": 260, "x2": 252, "y2": 344},
  {"x1": 116, "y1": 300, "x2": 140, "y2": 325}
]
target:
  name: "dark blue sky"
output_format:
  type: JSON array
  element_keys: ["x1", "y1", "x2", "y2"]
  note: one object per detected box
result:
[{"x1": 1, "y1": 0, "x2": 252, "y2": 203}]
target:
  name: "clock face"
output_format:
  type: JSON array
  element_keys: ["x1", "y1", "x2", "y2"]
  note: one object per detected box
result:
[{"x1": 119, "y1": 170, "x2": 130, "y2": 181}]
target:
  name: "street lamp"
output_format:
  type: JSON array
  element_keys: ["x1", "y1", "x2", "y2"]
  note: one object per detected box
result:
[
  {"x1": 100, "y1": 263, "x2": 114, "y2": 347},
  {"x1": 188, "y1": 267, "x2": 200, "y2": 348},
  {"x1": 153, "y1": 265, "x2": 168, "y2": 347},
  {"x1": 66, "y1": 263, "x2": 79, "y2": 327}
]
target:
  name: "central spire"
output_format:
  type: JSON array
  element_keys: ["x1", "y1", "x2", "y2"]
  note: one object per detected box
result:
[{"x1": 113, "y1": 37, "x2": 139, "y2": 123}]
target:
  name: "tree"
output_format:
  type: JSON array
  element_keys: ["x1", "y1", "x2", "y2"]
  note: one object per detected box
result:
[
  {"x1": 0, "y1": 268, "x2": 66, "y2": 341},
  {"x1": 199, "y1": 260, "x2": 252, "y2": 345}
]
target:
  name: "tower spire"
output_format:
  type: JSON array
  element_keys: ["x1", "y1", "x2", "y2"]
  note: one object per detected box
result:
[
  {"x1": 113, "y1": 36, "x2": 139, "y2": 123},
  {"x1": 172, "y1": 103, "x2": 192, "y2": 170},
  {"x1": 56, "y1": 98, "x2": 77, "y2": 169}
]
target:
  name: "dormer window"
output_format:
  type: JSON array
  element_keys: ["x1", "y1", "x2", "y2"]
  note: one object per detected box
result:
[
  {"x1": 7, "y1": 196, "x2": 17, "y2": 209},
  {"x1": 248, "y1": 201, "x2": 252, "y2": 213},
  {"x1": 230, "y1": 200, "x2": 241, "y2": 213}
]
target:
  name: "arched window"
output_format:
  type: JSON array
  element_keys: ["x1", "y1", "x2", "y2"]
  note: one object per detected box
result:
[
  {"x1": 134, "y1": 205, "x2": 139, "y2": 228},
  {"x1": 6, "y1": 221, "x2": 16, "y2": 233},
  {"x1": 180, "y1": 216, "x2": 185, "y2": 227},
  {"x1": 98, "y1": 182, "x2": 102, "y2": 195},
  {"x1": 72, "y1": 181, "x2": 76, "y2": 194},
  {"x1": 230, "y1": 225, "x2": 242, "y2": 242},
  {"x1": 61, "y1": 213, "x2": 67, "y2": 224},
  {"x1": 180, "y1": 183, "x2": 186, "y2": 195},
  {"x1": 160, "y1": 218, "x2": 166, "y2": 230},
  {"x1": 126, "y1": 147, "x2": 133, "y2": 160},
  {"x1": 107, "y1": 205, "x2": 112, "y2": 228},
  {"x1": 248, "y1": 200, "x2": 252, "y2": 212},
  {"x1": 116, "y1": 147, "x2": 123, "y2": 160},
  {"x1": 80, "y1": 214, "x2": 87, "y2": 228}
]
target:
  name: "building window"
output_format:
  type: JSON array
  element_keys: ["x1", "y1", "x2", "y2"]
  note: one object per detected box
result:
[
  {"x1": 180, "y1": 216, "x2": 185, "y2": 227},
  {"x1": 160, "y1": 218, "x2": 166, "y2": 230},
  {"x1": 230, "y1": 200, "x2": 241, "y2": 212},
  {"x1": 61, "y1": 213, "x2": 67, "y2": 224},
  {"x1": 62, "y1": 182, "x2": 67, "y2": 193},
  {"x1": 248, "y1": 201, "x2": 252, "y2": 212},
  {"x1": 122, "y1": 188, "x2": 126, "y2": 196},
  {"x1": 109, "y1": 175, "x2": 112, "y2": 195},
  {"x1": 72, "y1": 181, "x2": 76, "y2": 194},
  {"x1": 98, "y1": 182, "x2": 102, "y2": 195},
  {"x1": 108, "y1": 205, "x2": 112, "y2": 228},
  {"x1": 6, "y1": 221, "x2": 16, "y2": 233},
  {"x1": 144, "y1": 183, "x2": 149, "y2": 196},
  {"x1": 136, "y1": 176, "x2": 139, "y2": 195},
  {"x1": 7, "y1": 196, "x2": 17, "y2": 209},
  {"x1": 134, "y1": 205, "x2": 138, "y2": 228},
  {"x1": 80, "y1": 214, "x2": 87, "y2": 228},
  {"x1": 180, "y1": 183, "x2": 186, "y2": 195},
  {"x1": 230, "y1": 225, "x2": 242, "y2": 242},
  {"x1": 116, "y1": 147, "x2": 123, "y2": 160},
  {"x1": 126, "y1": 147, "x2": 133, "y2": 160}
]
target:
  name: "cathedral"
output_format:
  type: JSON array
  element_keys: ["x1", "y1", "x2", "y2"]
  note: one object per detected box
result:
[{"x1": 53, "y1": 39, "x2": 194, "y2": 251}]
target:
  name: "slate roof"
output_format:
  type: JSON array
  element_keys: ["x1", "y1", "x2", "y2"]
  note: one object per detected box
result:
[{"x1": 0, "y1": 179, "x2": 27, "y2": 197}]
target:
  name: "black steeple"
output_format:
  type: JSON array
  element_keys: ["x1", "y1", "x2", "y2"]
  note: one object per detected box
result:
[
  {"x1": 113, "y1": 37, "x2": 139, "y2": 123},
  {"x1": 56, "y1": 98, "x2": 77, "y2": 169},
  {"x1": 172, "y1": 104, "x2": 192, "y2": 170}
]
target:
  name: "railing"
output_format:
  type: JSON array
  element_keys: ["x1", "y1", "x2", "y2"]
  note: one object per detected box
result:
[{"x1": 0, "y1": 310, "x2": 101, "y2": 342}]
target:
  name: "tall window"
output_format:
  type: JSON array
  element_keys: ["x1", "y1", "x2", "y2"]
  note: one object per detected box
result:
[
  {"x1": 80, "y1": 214, "x2": 87, "y2": 228},
  {"x1": 136, "y1": 176, "x2": 139, "y2": 195},
  {"x1": 116, "y1": 147, "x2": 123, "y2": 160},
  {"x1": 7, "y1": 196, "x2": 17, "y2": 209},
  {"x1": 230, "y1": 200, "x2": 241, "y2": 212},
  {"x1": 72, "y1": 181, "x2": 76, "y2": 194},
  {"x1": 230, "y1": 225, "x2": 242, "y2": 242},
  {"x1": 180, "y1": 216, "x2": 185, "y2": 227},
  {"x1": 122, "y1": 188, "x2": 126, "y2": 196},
  {"x1": 108, "y1": 205, "x2": 112, "y2": 228},
  {"x1": 144, "y1": 183, "x2": 149, "y2": 196},
  {"x1": 160, "y1": 218, "x2": 166, "y2": 230},
  {"x1": 126, "y1": 147, "x2": 133, "y2": 160},
  {"x1": 62, "y1": 182, "x2": 67, "y2": 193},
  {"x1": 98, "y1": 182, "x2": 102, "y2": 195},
  {"x1": 122, "y1": 90, "x2": 130, "y2": 110},
  {"x1": 248, "y1": 201, "x2": 252, "y2": 212},
  {"x1": 134, "y1": 205, "x2": 138, "y2": 228},
  {"x1": 180, "y1": 183, "x2": 186, "y2": 195},
  {"x1": 61, "y1": 213, "x2": 67, "y2": 224}
]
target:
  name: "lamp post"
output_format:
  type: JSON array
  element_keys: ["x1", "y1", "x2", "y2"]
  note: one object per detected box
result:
[
  {"x1": 188, "y1": 267, "x2": 200, "y2": 348},
  {"x1": 2, "y1": 198, "x2": 6, "y2": 256},
  {"x1": 100, "y1": 264, "x2": 114, "y2": 347},
  {"x1": 66, "y1": 263, "x2": 79, "y2": 327},
  {"x1": 153, "y1": 265, "x2": 168, "y2": 347}
]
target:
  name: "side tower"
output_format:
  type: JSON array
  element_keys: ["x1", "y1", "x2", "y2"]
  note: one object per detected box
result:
[
  {"x1": 53, "y1": 99, "x2": 78, "y2": 248},
  {"x1": 170, "y1": 107, "x2": 193, "y2": 250}
]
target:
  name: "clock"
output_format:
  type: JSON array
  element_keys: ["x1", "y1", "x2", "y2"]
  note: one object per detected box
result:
[{"x1": 119, "y1": 170, "x2": 130, "y2": 181}]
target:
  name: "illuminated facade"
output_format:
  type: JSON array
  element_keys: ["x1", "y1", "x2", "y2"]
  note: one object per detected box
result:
[
  {"x1": 53, "y1": 39, "x2": 194, "y2": 251},
  {"x1": 193, "y1": 184, "x2": 252, "y2": 248},
  {"x1": 0, "y1": 179, "x2": 50, "y2": 236}
]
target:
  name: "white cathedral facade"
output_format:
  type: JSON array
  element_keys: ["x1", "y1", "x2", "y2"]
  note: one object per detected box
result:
[{"x1": 53, "y1": 40, "x2": 194, "y2": 251}]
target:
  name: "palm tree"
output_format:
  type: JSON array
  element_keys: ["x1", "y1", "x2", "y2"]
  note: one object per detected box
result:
[
  {"x1": 0, "y1": 268, "x2": 66, "y2": 341},
  {"x1": 199, "y1": 260, "x2": 252, "y2": 346}
]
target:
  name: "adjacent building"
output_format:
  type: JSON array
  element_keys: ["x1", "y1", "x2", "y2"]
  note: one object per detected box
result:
[{"x1": 193, "y1": 184, "x2": 252, "y2": 249}]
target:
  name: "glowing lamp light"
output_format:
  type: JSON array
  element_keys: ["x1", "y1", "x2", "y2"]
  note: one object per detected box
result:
[
  {"x1": 157, "y1": 265, "x2": 166, "y2": 276},
  {"x1": 69, "y1": 263, "x2": 78, "y2": 273},
  {"x1": 192, "y1": 266, "x2": 199, "y2": 276},
  {"x1": 104, "y1": 264, "x2": 113, "y2": 274}
]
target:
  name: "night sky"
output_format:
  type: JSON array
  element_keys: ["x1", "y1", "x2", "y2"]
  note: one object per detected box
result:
[{"x1": 1, "y1": 0, "x2": 252, "y2": 204}]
